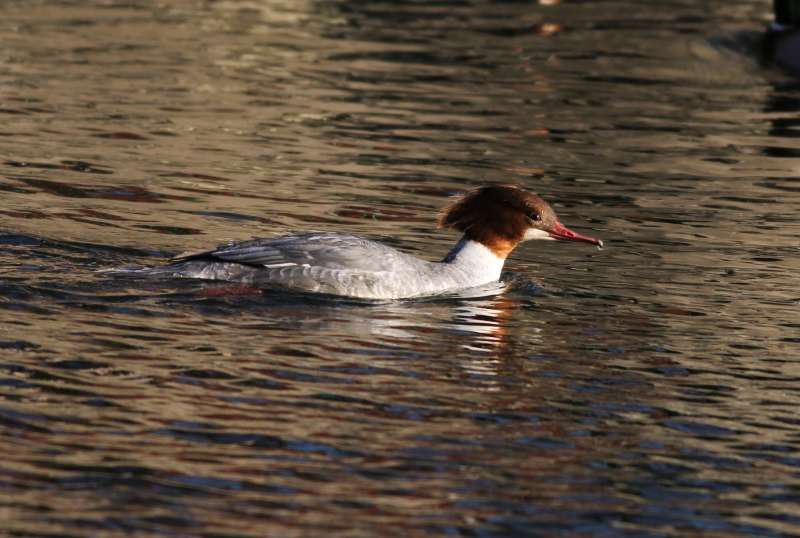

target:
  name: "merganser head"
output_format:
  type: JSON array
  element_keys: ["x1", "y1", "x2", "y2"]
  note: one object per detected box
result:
[{"x1": 438, "y1": 184, "x2": 603, "y2": 258}]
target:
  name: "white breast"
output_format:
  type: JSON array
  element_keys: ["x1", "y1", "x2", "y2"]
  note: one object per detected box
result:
[{"x1": 439, "y1": 239, "x2": 505, "y2": 286}]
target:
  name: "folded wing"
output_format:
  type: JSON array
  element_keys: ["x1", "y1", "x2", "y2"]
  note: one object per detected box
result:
[{"x1": 174, "y1": 232, "x2": 413, "y2": 273}]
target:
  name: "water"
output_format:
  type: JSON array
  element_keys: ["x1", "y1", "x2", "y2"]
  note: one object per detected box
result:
[{"x1": 1, "y1": 0, "x2": 799, "y2": 536}]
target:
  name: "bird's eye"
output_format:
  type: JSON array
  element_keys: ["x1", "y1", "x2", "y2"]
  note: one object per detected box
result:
[{"x1": 525, "y1": 208, "x2": 541, "y2": 222}]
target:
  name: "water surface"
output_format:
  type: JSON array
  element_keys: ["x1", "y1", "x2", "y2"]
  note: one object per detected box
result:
[{"x1": 1, "y1": 1, "x2": 799, "y2": 536}]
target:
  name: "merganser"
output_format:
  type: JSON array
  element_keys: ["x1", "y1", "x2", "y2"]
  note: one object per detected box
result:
[{"x1": 134, "y1": 185, "x2": 602, "y2": 300}]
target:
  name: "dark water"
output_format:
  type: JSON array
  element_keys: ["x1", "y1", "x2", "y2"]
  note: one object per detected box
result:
[{"x1": 2, "y1": 1, "x2": 799, "y2": 536}]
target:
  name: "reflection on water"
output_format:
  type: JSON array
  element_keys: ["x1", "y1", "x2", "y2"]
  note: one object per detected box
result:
[{"x1": 2, "y1": 0, "x2": 800, "y2": 536}]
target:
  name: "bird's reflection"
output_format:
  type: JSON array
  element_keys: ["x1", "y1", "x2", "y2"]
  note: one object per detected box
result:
[{"x1": 191, "y1": 277, "x2": 538, "y2": 380}]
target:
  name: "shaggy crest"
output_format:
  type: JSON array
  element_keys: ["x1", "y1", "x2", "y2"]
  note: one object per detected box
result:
[{"x1": 438, "y1": 184, "x2": 557, "y2": 257}]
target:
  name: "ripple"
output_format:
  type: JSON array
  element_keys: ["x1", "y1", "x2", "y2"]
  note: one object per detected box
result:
[{"x1": 0, "y1": 0, "x2": 799, "y2": 536}]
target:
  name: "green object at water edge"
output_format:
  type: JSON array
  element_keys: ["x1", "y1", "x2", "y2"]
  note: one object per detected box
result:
[{"x1": 775, "y1": 0, "x2": 800, "y2": 26}]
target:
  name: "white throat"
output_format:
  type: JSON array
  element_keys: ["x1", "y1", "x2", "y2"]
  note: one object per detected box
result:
[
  {"x1": 523, "y1": 228, "x2": 555, "y2": 241},
  {"x1": 443, "y1": 238, "x2": 505, "y2": 284}
]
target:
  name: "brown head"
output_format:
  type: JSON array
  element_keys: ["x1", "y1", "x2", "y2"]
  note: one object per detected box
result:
[{"x1": 438, "y1": 184, "x2": 602, "y2": 258}]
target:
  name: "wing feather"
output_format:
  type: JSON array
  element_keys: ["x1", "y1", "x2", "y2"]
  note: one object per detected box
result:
[{"x1": 173, "y1": 232, "x2": 419, "y2": 273}]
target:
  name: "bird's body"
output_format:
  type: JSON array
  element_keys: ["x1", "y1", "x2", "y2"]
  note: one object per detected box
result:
[
  {"x1": 165, "y1": 232, "x2": 504, "y2": 300},
  {"x1": 117, "y1": 185, "x2": 602, "y2": 300}
]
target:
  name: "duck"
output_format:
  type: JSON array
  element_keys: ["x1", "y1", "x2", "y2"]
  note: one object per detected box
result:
[{"x1": 131, "y1": 185, "x2": 602, "y2": 300}]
